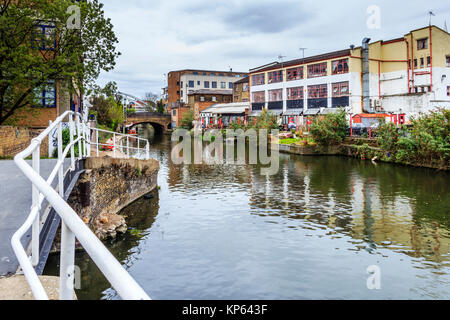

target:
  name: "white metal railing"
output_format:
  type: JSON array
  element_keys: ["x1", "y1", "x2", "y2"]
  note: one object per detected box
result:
[
  {"x1": 91, "y1": 127, "x2": 149, "y2": 160},
  {"x1": 11, "y1": 110, "x2": 151, "y2": 300}
]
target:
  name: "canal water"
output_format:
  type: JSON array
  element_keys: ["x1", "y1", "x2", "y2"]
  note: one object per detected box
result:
[{"x1": 45, "y1": 133, "x2": 450, "y2": 300}]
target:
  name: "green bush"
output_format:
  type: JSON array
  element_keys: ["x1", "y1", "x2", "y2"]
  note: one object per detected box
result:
[
  {"x1": 52, "y1": 128, "x2": 80, "y2": 158},
  {"x1": 376, "y1": 108, "x2": 449, "y2": 166},
  {"x1": 309, "y1": 109, "x2": 347, "y2": 146}
]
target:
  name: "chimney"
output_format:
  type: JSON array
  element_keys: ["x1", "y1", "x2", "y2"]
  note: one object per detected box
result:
[{"x1": 362, "y1": 38, "x2": 373, "y2": 113}]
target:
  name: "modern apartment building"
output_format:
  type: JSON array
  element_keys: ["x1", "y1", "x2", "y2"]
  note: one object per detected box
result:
[
  {"x1": 166, "y1": 69, "x2": 248, "y2": 107},
  {"x1": 249, "y1": 25, "x2": 450, "y2": 124}
]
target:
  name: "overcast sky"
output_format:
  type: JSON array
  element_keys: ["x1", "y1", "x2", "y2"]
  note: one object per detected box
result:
[{"x1": 96, "y1": 0, "x2": 449, "y2": 98}]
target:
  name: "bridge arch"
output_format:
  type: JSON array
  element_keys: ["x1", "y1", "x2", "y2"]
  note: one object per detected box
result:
[{"x1": 125, "y1": 112, "x2": 172, "y2": 135}]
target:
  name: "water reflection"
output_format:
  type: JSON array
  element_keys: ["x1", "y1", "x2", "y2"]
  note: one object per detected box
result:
[{"x1": 45, "y1": 133, "x2": 450, "y2": 299}]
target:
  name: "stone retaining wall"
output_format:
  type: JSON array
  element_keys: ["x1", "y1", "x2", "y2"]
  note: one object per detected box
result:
[{"x1": 68, "y1": 157, "x2": 159, "y2": 239}]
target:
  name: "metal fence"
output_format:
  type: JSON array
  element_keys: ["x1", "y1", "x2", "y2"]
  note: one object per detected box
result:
[{"x1": 11, "y1": 111, "x2": 151, "y2": 300}]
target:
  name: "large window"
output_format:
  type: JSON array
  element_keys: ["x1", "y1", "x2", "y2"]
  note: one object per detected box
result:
[
  {"x1": 446, "y1": 56, "x2": 450, "y2": 67},
  {"x1": 243, "y1": 83, "x2": 249, "y2": 91},
  {"x1": 204, "y1": 81, "x2": 210, "y2": 88},
  {"x1": 268, "y1": 70, "x2": 283, "y2": 84},
  {"x1": 221, "y1": 82, "x2": 226, "y2": 89},
  {"x1": 332, "y1": 59, "x2": 349, "y2": 75},
  {"x1": 268, "y1": 89, "x2": 283, "y2": 101},
  {"x1": 252, "y1": 91, "x2": 265, "y2": 103},
  {"x1": 308, "y1": 62, "x2": 327, "y2": 78},
  {"x1": 33, "y1": 81, "x2": 56, "y2": 108},
  {"x1": 32, "y1": 23, "x2": 56, "y2": 50},
  {"x1": 188, "y1": 80, "x2": 194, "y2": 88},
  {"x1": 417, "y1": 38, "x2": 428, "y2": 50},
  {"x1": 308, "y1": 84, "x2": 327, "y2": 98},
  {"x1": 332, "y1": 82, "x2": 349, "y2": 97},
  {"x1": 229, "y1": 82, "x2": 233, "y2": 89},
  {"x1": 287, "y1": 67, "x2": 303, "y2": 81},
  {"x1": 287, "y1": 87, "x2": 304, "y2": 100},
  {"x1": 251, "y1": 74, "x2": 265, "y2": 86},
  {"x1": 212, "y1": 81, "x2": 217, "y2": 88}
]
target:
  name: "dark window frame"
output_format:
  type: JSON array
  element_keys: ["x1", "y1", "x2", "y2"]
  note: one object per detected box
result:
[
  {"x1": 286, "y1": 67, "x2": 304, "y2": 81},
  {"x1": 308, "y1": 62, "x2": 328, "y2": 78},
  {"x1": 332, "y1": 59, "x2": 349, "y2": 75}
]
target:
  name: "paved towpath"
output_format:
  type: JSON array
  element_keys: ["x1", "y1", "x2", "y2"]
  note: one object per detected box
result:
[{"x1": 0, "y1": 159, "x2": 70, "y2": 277}]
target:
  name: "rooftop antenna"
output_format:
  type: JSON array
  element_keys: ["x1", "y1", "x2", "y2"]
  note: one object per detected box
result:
[
  {"x1": 299, "y1": 48, "x2": 307, "y2": 65},
  {"x1": 428, "y1": 10, "x2": 435, "y2": 26},
  {"x1": 444, "y1": 19, "x2": 448, "y2": 32}
]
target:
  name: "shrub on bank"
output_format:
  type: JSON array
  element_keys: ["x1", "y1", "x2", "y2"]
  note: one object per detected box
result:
[
  {"x1": 309, "y1": 109, "x2": 348, "y2": 146},
  {"x1": 376, "y1": 108, "x2": 449, "y2": 167}
]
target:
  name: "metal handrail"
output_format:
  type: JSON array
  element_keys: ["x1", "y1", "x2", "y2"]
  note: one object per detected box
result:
[{"x1": 11, "y1": 110, "x2": 151, "y2": 300}]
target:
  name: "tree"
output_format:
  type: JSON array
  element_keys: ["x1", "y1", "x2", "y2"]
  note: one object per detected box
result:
[
  {"x1": 180, "y1": 109, "x2": 194, "y2": 130},
  {"x1": 0, "y1": 0, "x2": 121, "y2": 125},
  {"x1": 90, "y1": 95, "x2": 124, "y2": 131},
  {"x1": 156, "y1": 99, "x2": 165, "y2": 114},
  {"x1": 144, "y1": 92, "x2": 159, "y2": 112}
]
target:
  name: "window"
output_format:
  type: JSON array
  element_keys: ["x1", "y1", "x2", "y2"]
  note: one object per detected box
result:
[
  {"x1": 308, "y1": 84, "x2": 327, "y2": 98},
  {"x1": 229, "y1": 82, "x2": 233, "y2": 89},
  {"x1": 417, "y1": 38, "x2": 428, "y2": 50},
  {"x1": 234, "y1": 84, "x2": 239, "y2": 92},
  {"x1": 197, "y1": 81, "x2": 201, "y2": 86},
  {"x1": 180, "y1": 91, "x2": 183, "y2": 97},
  {"x1": 200, "y1": 96, "x2": 205, "y2": 102},
  {"x1": 212, "y1": 96, "x2": 217, "y2": 102},
  {"x1": 427, "y1": 56, "x2": 431, "y2": 67},
  {"x1": 219, "y1": 73, "x2": 224, "y2": 77},
  {"x1": 268, "y1": 89, "x2": 283, "y2": 101},
  {"x1": 414, "y1": 59, "x2": 417, "y2": 68},
  {"x1": 252, "y1": 91, "x2": 265, "y2": 103},
  {"x1": 447, "y1": 86, "x2": 450, "y2": 96},
  {"x1": 33, "y1": 81, "x2": 56, "y2": 108},
  {"x1": 308, "y1": 62, "x2": 327, "y2": 78},
  {"x1": 212, "y1": 81, "x2": 217, "y2": 88},
  {"x1": 332, "y1": 82, "x2": 349, "y2": 97},
  {"x1": 420, "y1": 58, "x2": 424, "y2": 68},
  {"x1": 447, "y1": 56, "x2": 450, "y2": 67},
  {"x1": 176, "y1": 81, "x2": 180, "y2": 86},
  {"x1": 268, "y1": 70, "x2": 283, "y2": 83},
  {"x1": 243, "y1": 83, "x2": 249, "y2": 92},
  {"x1": 287, "y1": 87, "x2": 304, "y2": 100},
  {"x1": 287, "y1": 67, "x2": 303, "y2": 81},
  {"x1": 204, "y1": 81, "x2": 210, "y2": 88},
  {"x1": 210, "y1": 73, "x2": 216, "y2": 76},
  {"x1": 31, "y1": 24, "x2": 56, "y2": 50},
  {"x1": 251, "y1": 74, "x2": 265, "y2": 86},
  {"x1": 221, "y1": 82, "x2": 226, "y2": 89},
  {"x1": 188, "y1": 81, "x2": 194, "y2": 88},
  {"x1": 332, "y1": 59, "x2": 349, "y2": 74},
  {"x1": 181, "y1": 81, "x2": 183, "y2": 87}
]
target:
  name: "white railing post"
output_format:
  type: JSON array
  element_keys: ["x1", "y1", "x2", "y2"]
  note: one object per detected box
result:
[
  {"x1": 96, "y1": 128, "x2": 99, "y2": 157},
  {"x1": 69, "y1": 114, "x2": 75, "y2": 171},
  {"x1": 87, "y1": 123, "x2": 91, "y2": 157},
  {"x1": 31, "y1": 145, "x2": 40, "y2": 267},
  {"x1": 113, "y1": 133, "x2": 116, "y2": 158},
  {"x1": 76, "y1": 116, "x2": 82, "y2": 160},
  {"x1": 146, "y1": 141, "x2": 150, "y2": 160},
  {"x1": 127, "y1": 136, "x2": 130, "y2": 159},
  {"x1": 59, "y1": 222, "x2": 75, "y2": 300}
]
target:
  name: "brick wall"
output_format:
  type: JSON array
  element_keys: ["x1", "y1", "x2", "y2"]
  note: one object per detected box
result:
[{"x1": 0, "y1": 126, "x2": 48, "y2": 158}]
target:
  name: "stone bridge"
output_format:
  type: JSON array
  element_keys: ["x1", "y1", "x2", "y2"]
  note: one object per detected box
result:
[{"x1": 125, "y1": 112, "x2": 172, "y2": 134}]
